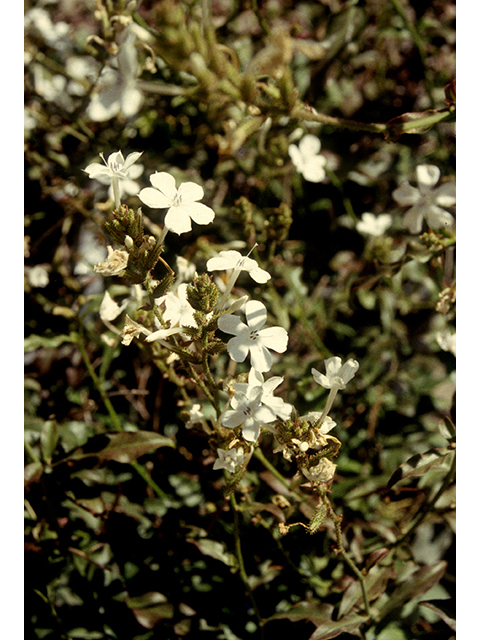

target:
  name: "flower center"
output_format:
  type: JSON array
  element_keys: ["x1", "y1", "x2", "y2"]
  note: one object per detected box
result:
[
  {"x1": 248, "y1": 330, "x2": 259, "y2": 342},
  {"x1": 172, "y1": 193, "x2": 183, "y2": 207}
]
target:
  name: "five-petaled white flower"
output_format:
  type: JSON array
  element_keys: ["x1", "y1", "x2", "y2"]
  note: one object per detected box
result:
[
  {"x1": 222, "y1": 386, "x2": 276, "y2": 442},
  {"x1": 218, "y1": 300, "x2": 288, "y2": 373},
  {"x1": 392, "y1": 164, "x2": 456, "y2": 234},
  {"x1": 356, "y1": 212, "x2": 392, "y2": 237},
  {"x1": 312, "y1": 356, "x2": 359, "y2": 391},
  {"x1": 213, "y1": 447, "x2": 246, "y2": 473},
  {"x1": 185, "y1": 403, "x2": 204, "y2": 430},
  {"x1": 301, "y1": 457, "x2": 337, "y2": 484},
  {"x1": 288, "y1": 134, "x2": 327, "y2": 183},
  {"x1": 233, "y1": 368, "x2": 293, "y2": 421},
  {"x1": 158, "y1": 283, "x2": 196, "y2": 329},
  {"x1": 139, "y1": 172, "x2": 215, "y2": 235},
  {"x1": 84, "y1": 150, "x2": 143, "y2": 208},
  {"x1": 207, "y1": 250, "x2": 271, "y2": 284}
]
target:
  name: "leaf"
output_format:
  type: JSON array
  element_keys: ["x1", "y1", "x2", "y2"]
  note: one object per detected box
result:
[
  {"x1": 387, "y1": 448, "x2": 452, "y2": 488},
  {"x1": 62, "y1": 431, "x2": 175, "y2": 464},
  {"x1": 377, "y1": 561, "x2": 447, "y2": 621},
  {"x1": 338, "y1": 563, "x2": 396, "y2": 618},
  {"x1": 266, "y1": 602, "x2": 366, "y2": 638},
  {"x1": 24, "y1": 332, "x2": 77, "y2": 352},
  {"x1": 384, "y1": 109, "x2": 453, "y2": 141},
  {"x1": 126, "y1": 592, "x2": 174, "y2": 629},
  {"x1": 187, "y1": 538, "x2": 238, "y2": 568},
  {"x1": 419, "y1": 599, "x2": 456, "y2": 631}
]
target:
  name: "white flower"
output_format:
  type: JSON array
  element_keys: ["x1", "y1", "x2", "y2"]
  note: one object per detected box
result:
[
  {"x1": 139, "y1": 172, "x2": 215, "y2": 235},
  {"x1": 222, "y1": 386, "x2": 276, "y2": 442},
  {"x1": 84, "y1": 150, "x2": 143, "y2": 208},
  {"x1": 356, "y1": 212, "x2": 392, "y2": 237},
  {"x1": 218, "y1": 300, "x2": 288, "y2": 373},
  {"x1": 121, "y1": 315, "x2": 151, "y2": 346},
  {"x1": 157, "y1": 283, "x2": 196, "y2": 329},
  {"x1": 99, "y1": 291, "x2": 128, "y2": 323},
  {"x1": 93, "y1": 246, "x2": 129, "y2": 276},
  {"x1": 26, "y1": 265, "x2": 49, "y2": 288},
  {"x1": 233, "y1": 369, "x2": 293, "y2": 421},
  {"x1": 185, "y1": 403, "x2": 204, "y2": 429},
  {"x1": 392, "y1": 164, "x2": 456, "y2": 234},
  {"x1": 87, "y1": 30, "x2": 143, "y2": 122},
  {"x1": 288, "y1": 134, "x2": 327, "y2": 183},
  {"x1": 312, "y1": 356, "x2": 359, "y2": 391},
  {"x1": 213, "y1": 447, "x2": 246, "y2": 473},
  {"x1": 436, "y1": 330, "x2": 456, "y2": 356},
  {"x1": 311, "y1": 356, "x2": 359, "y2": 426},
  {"x1": 207, "y1": 250, "x2": 271, "y2": 284},
  {"x1": 301, "y1": 457, "x2": 336, "y2": 484}
]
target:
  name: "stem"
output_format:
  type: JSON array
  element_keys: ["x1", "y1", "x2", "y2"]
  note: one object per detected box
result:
[
  {"x1": 291, "y1": 105, "x2": 387, "y2": 134},
  {"x1": 231, "y1": 493, "x2": 265, "y2": 635},
  {"x1": 325, "y1": 496, "x2": 371, "y2": 617}
]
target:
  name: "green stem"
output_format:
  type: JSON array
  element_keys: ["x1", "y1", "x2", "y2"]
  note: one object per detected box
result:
[
  {"x1": 231, "y1": 493, "x2": 265, "y2": 635},
  {"x1": 325, "y1": 496, "x2": 371, "y2": 617}
]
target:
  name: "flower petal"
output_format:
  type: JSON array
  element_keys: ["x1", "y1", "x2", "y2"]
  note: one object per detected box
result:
[
  {"x1": 217, "y1": 314, "x2": 246, "y2": 336},
  {"x1": 139, "y1": 186, "x2": 172, "y2": 209},
  {"x1": 299, "y1": 134, "x2": 321, "y2": 157},
  {"x1": 226, "y1": 336, "x2": 250, "y2": 363},
  {"x1": 185, "y1": 202, "x2": 215, "y2": 226},
  {"x1": 164, "y1": 206, "x2": 192, "y2": 234},
  {"x1": 392, "y1": 181, "x2": 420, "y2": 206},
  {"x1": 402, "y1": 203, "x2": 425, "y2": 234},
  {"x1": 149, "y1": 172, "x2": 177, "y2": 200},
  {"x1": 245, "y1": 300, "x2": 267, "y2": 331},
  {"x1": 249, "y1": 344, "x2": 273, "y2": 372},
  {"x1": 425, "y1": 206, "x2": 454, "y2": 229},
  {"x1": 258, "y1": 326, "x2": 288, "y2": 353},
  {"x1": 416, "y1": 164, "x2": 440, "y2": 188},
  {"x1": 177, "y1": 181, "x2": 204, "y2": 203}
]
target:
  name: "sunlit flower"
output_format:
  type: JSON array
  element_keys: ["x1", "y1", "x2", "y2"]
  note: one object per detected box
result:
[
  {"x1": 185, "y1": 403, "x2": 204, "y2": 429},
  {"x1": 288, "y1": 134, "x2": 327, "y2": 183},
  {"x1": 87, "y1": 29, "x2": 143, "y2": 122},
  {"x1": 121, "y1": 314, "x2": 151, "y2": 346},
  {"x1": 311, "y1": 356, "x2": 359, "y2": 426},
  {"x1": 139, "y1": 172, "x2": 215, "y2": 235},
  {"x1": 157, "y1": 283, "x2": 196, "y2": 329},
  {"x1": 436, "y1": 329, "x2": 456, "y2": 356},
  {"x1": 93, "y1": 246, "x2": 129, "y2": 276},
  {"x1": 84, "y1": 150, "x2": 143, "y2": 208},
  {"x1": 99, "y1": 291, "x2": 128, "y2": 323},
  {"x1": 222, "y1": 386, "x2": 276, "y2": 442},
  {"x1": 213, "y1": 447, "x2": 246, "y2": 472},
  {"x1": 301, "y1": 457, "x2": 336, "y2": 484},
  {"x1": 26, "y1": 265, "x2": 49, "y2": 288},
  {"x1": 218, "y1": 300, "x2": 288, "y2": 373},
  {"x1": 312, "y1": 356, "x2": 359, "y2": 391},
  {"x1": 233, "y1": 369, "x2": 293, "y2": 421},
  {"x1": 207, "y1": 250, "x2": 271, "y2": 284},
  {"x1": 392, "y1": 164, "x2": 456, "y2": 234},
  {"x1": 356, "y1": 212, "x2": 392, "y2": 236}
]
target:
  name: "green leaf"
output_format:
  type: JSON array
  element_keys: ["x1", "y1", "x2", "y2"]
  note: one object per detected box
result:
[
  {"x1": 376, "y1": 561, "x2": 447, "y2": 621},
  {"x1": 24, "y1": 332, "x2": 77, "y2": 352},
  {"x1": 266, "y1": 602, "x2": 366, "y2": 638},
  {"x1": 61, "y1": 431, "x2": 175, "y2": 464},
  {"x1": 387, "y1": 448, "x2": 452, "y2": 488},
  {"x1": 187, "y1": 537, "x2": 238, "y2": 568},
  {"x1": 338, "y1": 563, "x2": 396, "y2": 618},
  {"x1": 126, "y1": 592, "x2": 174, "y2": 629}
]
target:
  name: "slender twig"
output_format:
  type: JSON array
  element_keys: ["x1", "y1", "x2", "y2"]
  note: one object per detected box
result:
[
  {"x1": 230, "y1": 493, "x2": 265, "y2": 636},
  {"x1": 324, "y1": 496, "x2": 371, "y2": 617}
]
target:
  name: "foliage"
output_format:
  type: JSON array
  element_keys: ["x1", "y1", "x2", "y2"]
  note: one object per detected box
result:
[{"x1": 25, "y1": 1, "x2": 455, "y2": 639}]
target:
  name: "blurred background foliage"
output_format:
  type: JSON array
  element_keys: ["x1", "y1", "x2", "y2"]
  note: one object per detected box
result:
[{"x1": 25, "y1": 0, "x2": 455, "y2": 638}]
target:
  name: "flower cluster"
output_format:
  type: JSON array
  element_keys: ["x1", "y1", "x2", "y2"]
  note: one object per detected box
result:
[{"x1": 86, "y1": 148, "x2": 362, "y2": 491}]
